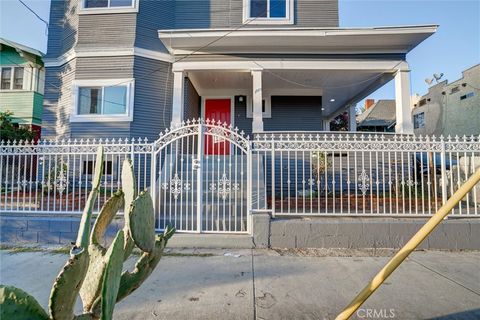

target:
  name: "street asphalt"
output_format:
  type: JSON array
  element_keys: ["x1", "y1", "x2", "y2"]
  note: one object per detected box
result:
[{"x1": 0, "y1": 248, "x2": 479, "y2": 319}]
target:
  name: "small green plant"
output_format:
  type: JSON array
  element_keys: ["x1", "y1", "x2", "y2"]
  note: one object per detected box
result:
[
  {"x1": 0, "y1": 147, "x2": 175, "y2": 320},
  {"x1": 0, "y1": 110, "x2": 35, "y2": 142}
]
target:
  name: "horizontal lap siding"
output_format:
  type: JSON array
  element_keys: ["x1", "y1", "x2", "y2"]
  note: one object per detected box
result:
[
  {"x1": 174, "y1": 0, "x2": 339, "y2": 29},
  {"x1": 131, "y1": 57, "x2": 173, "y2": 140},
  {"x1": 175, "y1": 0, "x2": 212, "y2": 29},
  {"x1": 75, "y1": 56, "x2": 134, "y2": 79},
  {"x1": 42, "y1": 60, "x2": 76, "y2": 139},
  {"x1": 234, "y1": 104, "x2": 253, "y2": 136},
  {"x1": 136, "y1": 0, "x2": 174, "y2": 52},
  {"x1": 46, "y1": 0, "x2": 79, "y2": 58},
  {"x1": 264, "y1": 96, "x2": 323, "y2": 131},
  {"x1": 76, "y1": 14, "x2": 136, "y2": 50},
  {"x1": 295, "y1": 0, "x2": 339, "y2": 27}
]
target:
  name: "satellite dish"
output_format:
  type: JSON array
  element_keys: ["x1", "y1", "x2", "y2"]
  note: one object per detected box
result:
[
  {"x1": 425, "y1": 78, "x2": 434, "y2": 85},
  {"x1": 433, "y1": 73, "x2": 444, "y2": 82}
]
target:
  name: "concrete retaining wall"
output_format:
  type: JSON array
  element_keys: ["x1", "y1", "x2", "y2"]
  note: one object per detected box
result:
[
  {"x1": 268, "y1": 217, "x2": 480, "y2": 250},
  {"x1": 1, "y1": 214, "x2": 479, "y2": 250},
  {"x1": 0, "y1": 215, "x2": 124, "y2": 246}
]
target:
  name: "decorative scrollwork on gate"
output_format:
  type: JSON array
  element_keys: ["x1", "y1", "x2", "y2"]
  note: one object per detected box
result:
[
  {"x1": 357, "y1": 170, "x2": 370, "y2": 196},
  {"x1": 209, "y1": 173, "x2": 240, "y2": 200},
  {"x1": 161, "y1": 173, "x2": 190, "y2": 200}
]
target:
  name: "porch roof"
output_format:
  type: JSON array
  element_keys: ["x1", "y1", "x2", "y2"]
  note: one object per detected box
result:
[{"x1": 158, "y1": 25, "x2": 437, "y2": 55}]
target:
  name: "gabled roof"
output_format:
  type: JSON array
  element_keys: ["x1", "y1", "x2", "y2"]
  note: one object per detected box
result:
[
  {"x1": 357, "y1": 100, "x2": 396, "y2": 128},
  {"x1": 158, "y1": 25, "x2": 438, "y2": 55},
  {"x1": 0, "y1": 38, "x2": 44, "y2": 57}
]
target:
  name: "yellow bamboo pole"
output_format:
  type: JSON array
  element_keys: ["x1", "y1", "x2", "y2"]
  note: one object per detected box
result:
[{"x1": 336, "y1": 168, "x2": 480, "y2": 320}]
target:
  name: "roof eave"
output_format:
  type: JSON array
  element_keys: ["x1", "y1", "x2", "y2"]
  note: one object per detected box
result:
[{"x1": 158, "y1": 25, "x2": 438, "y2": 55}]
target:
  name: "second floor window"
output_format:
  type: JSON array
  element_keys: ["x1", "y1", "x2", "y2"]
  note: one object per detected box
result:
[
  {"x1": 244, "y1": 0, "x2": 293, "y2": 24},
  {"x1": 84, "y1": 0, "x2": 134, "y2": 9},
  {"x1": 0, "y1": 67, "x2": 24, "y2": 90}
]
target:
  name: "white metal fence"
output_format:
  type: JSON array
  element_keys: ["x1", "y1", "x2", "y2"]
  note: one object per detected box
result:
[
  {"x1": 251, "y1": 133, "x2": 480, "y2": 217},
  {"x1": 1, "y1": 122, "x2": 479, "y2": 234},
  {"x1": 0, "y1": 138, "x2": 152, "y2": 214}
]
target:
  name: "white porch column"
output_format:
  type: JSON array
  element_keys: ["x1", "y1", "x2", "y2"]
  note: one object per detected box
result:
[
  {"x1": 171, "y1": 70, "x2": 185, "y2": 128},
  {"x1": 394, "y1": 69, "x2": 414, "y2": 134},
  {"x1": 251, "y1": 69, "x2": 264, "y2": 133},
  {"x1": 323, "y1": 119, "x2": 331, "y2": 131},
  {"x1": 349, "y1": 104, "x2": 357, "y2": 132}
]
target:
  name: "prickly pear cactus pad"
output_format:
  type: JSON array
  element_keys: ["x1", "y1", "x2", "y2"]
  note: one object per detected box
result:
[
  {"x1": 121, "y1": 159, "x2": 136, "y2": 215},
  {"x1": 92, "y1": 147, "x2": 105, "y2": 190},
  {"x1": 79, "y1": 244, "x2": 106, "y2": 312},
  {"x1": 116, "y1": 226, "x2": 175, "y2": 302},
  {"x1": 0, "y1": 285, "x2": 49, "y2": 320},
  {"x1": 101, "y1": 230, "x2": 125, "y2": 320},
  {"x1": 121, "y1": 159, "x2": 137, "y2": 259},
  {"x1": 76, "y1": 146, "x2": 104, "y2": 248},
  {"x1": 91, "y1": 191, "x2": 124, "y2": 245},
  {"x1": 129, "y1": 191, "x2": 156, "y2": 252},
  {"x1": 49, "y1": 247, "x2": 89, "y2": 320}
]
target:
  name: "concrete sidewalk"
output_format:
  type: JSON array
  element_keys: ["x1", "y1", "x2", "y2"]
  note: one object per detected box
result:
[{"x1": 1, "y1": 248, "x2": 479, "y2": 319}]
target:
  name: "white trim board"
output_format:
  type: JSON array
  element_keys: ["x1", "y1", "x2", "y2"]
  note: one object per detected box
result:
[
  {"x1": 242, "y1": 0, "x2": 294, "y2": 25},
  {"x1": 44, "y1": 47, "x2": 173, "y2": 67},
  {"x1": 78, "y1": 0, "x2": 139, "y2": 15},
  {"x1": 174, "y1": 60, "x2": 409, "y2": 72}
]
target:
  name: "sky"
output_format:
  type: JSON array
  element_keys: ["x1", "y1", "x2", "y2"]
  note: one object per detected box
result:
[{"x1": 0, "y1": 0, "x2": 479, "y2": 104}]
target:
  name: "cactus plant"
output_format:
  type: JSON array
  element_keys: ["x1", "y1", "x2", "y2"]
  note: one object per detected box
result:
[{"x1": 0, "y1": 147, "x2": 175, "y2": 320}]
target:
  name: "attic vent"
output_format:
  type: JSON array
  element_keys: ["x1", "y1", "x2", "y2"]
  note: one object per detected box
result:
[
  {"x1": 418, "y1": 99, "x2": 427, "y2": 107},
  {"x1": 450, "y1": 86, "x2": 460, "y2": 94}
]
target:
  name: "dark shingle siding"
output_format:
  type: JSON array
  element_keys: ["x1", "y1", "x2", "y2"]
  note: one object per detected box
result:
[{"x1": 184, "y1": 78, "x2": 200, "y2": 121}]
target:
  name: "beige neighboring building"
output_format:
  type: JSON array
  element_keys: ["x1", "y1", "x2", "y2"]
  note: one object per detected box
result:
[{"x1": 412, "y1": 64, "x2": 480, "y2": 137}]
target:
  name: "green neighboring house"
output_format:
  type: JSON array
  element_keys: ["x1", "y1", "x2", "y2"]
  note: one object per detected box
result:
[{"x1": 0, "y1": 38, "x2": 44, "y2": 139}]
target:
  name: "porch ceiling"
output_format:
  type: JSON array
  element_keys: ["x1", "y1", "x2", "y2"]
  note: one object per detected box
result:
[
  {"x1": 188, "y1": 69, "x2": 394, "y2": 117},
  {"x1": 158, "y1": 25, "x2": 437, "y2": 55}
]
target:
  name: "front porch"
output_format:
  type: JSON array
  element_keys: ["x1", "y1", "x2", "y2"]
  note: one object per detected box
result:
[
  {"x1": 170, "y1": 61, "x2": 413, "y2": 135},
  {"x1": 158, "y1": 26, "x2": 438, "y2": 135}
]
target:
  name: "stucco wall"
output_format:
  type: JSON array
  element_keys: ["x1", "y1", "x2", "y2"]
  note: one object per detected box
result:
[{"x1": 413, "y1": 64, "x2": 480, "y2": 137}]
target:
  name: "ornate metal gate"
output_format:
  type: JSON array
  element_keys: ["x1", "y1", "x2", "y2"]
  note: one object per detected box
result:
[{"x1": 152, "y1": 119, "x2": 251, "y2": 233}]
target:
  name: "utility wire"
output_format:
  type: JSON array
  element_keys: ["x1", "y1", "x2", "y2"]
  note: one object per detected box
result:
[
  {"x1": 17, "y1": 0, "x2": 49, "y2": 35},
  {"x1": 7, "y1": 1, "x2": 414, "y2": 123}
]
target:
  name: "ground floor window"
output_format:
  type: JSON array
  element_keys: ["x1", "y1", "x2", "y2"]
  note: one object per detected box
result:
[{"x1": 71, "y1": 79, "x2": 134, "y2": 122}]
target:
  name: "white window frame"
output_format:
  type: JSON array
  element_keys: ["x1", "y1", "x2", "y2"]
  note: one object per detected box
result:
[
  {"x1": 243, "y1": 0, "x2": 294, "y2": 25},
  {"x1": 0, "y1": 66, "x2": 26, "y2": 91},
  {"x1": 70, "y1": 79, "x2": 135, "y2": 123},
  {"x1": 246, "y1": 94, "x2": 272, "y2": 118},
  {"x1": 79, "y1": 0, "x2": 139, "y2": 15}
]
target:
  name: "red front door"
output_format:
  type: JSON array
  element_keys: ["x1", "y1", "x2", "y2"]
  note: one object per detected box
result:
[{"x1": 205, "y1": 99, "x2": 231, "y2": 155}]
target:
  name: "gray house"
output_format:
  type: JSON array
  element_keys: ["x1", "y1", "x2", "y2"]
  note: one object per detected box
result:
[
  {"x1": 42, "y1": 0, "x2": 437, "y2": 140},
  {"x1": 357, "y1": 99, "x2": 396, "y2": 132}
]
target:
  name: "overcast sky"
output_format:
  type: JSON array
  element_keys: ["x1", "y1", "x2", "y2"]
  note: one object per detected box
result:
[{"x1": 1, "y1": 0, "x2": 479, "y2": 103}]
